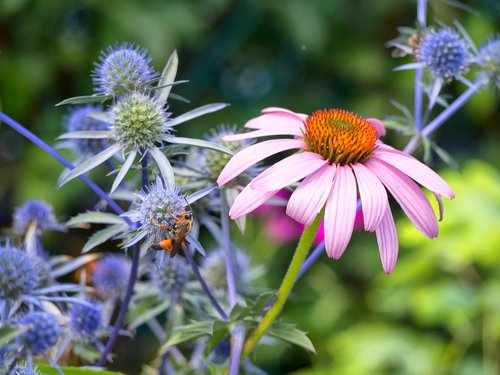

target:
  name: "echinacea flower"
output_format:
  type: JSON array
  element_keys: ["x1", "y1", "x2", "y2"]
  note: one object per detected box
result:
[{"x1": 217, "y1": 107, "x2": 454, "y2": 273}]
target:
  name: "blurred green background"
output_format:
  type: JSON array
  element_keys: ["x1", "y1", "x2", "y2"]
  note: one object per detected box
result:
[{"x1": 1, "y1": 0, "x2": 499, "y2": 374}]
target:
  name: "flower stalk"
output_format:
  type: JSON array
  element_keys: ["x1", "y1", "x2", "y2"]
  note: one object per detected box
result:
[{"x1": 242, "y1": 209, "x2": 324, "y2": 358}]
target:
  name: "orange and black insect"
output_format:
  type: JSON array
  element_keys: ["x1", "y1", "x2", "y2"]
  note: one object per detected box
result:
[{"x1": 150, "y1": 209, "x2": 193, "y2": 258}]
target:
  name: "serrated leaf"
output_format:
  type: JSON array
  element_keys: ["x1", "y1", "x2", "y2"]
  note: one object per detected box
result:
[
  {"x1": 0, "y1": 326, "x2": 24, "y2": 346},
  {"x1": 166, "y1": 137, "x2": 233, "y2": 155},
  {"x1": 58, "y1": 143, "x2": 121, "y2": 187},
  {"x1": 149, "y1": 146, "x2": 175, "y2": 186},
  {"x1": 57, "y1": 131, "x2": 112, "y2": 139},
  {"x1": 160, "y1": 321, "x2": 214, "y2": 353},
  {"x1": 168, "y1": 103, "x2": 230, "y2": 127},
  {"x1": 186, "y1": 185, "x2": 217, "y2": 205},
  {"x1": 251, "y1": 292, "x2": 276, "y2": 315},
  {"x1": 431, "y1": 141, "x2": 460, "y2": 170},
  {"x1": 168, "y1": 92, "x2": 190, "y2": 103},
  {"x1": 267, "y1": 323, "x2": 316, "y2": 353},
  {"x1": 186, "y1": 233, "x2": 206, "y2": 256},
  {"x1": 82, "y1": 224, "x2": 126, "y2": 253},
  {"x1": 55, "y1": 94, "x2": 111, "y2": 106},
  {"x1": 35, "y1": 365, "x2": 126, "y2": 375},
  {"x1": 86, "y1": 111, "x2": 112, "y2": 123},
  {"x1": 157, "y1": 50, "x2": 178, "y2": 106},
  {"x1": 66, "y1": 211, "x2": 126, "y2": 227}
]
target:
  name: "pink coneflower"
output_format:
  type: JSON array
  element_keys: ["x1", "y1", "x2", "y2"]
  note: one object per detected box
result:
[{"x1": 217, "y1": 107, "x2": 454, "y2": 273}]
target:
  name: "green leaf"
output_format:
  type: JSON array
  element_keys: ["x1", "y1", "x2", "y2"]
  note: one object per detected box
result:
[
  {"x1": 82, "y1": 223, "x2": 126, "y2": 253},
  {"x1": 267, "y1": 322, "x2": 316, "y2": 353},
  {"x1": 168, "y1": 103, "x2": 230, "y2": 127},
  {"x1": 186, "y1": 185, "x2": 217, "y2": 205},
  {"x1": 128, "y1": 298, "x2": 171, "y2": 330},
  {"x1": 86, "y1": 111, "x2": 112, "y2": 123},
  {"x1": 66, "y1": 211, "x2": 126, "y2": 227},
  {"x1": 35, "y1": 365, "x2": 126, "y2": 375},
  {"x1": 166, "y1": 137, "x2": 233, "y2": 155},
  {"x1": 110, "y1": 149, "x2": 137, "y2": 194},
  {"x1": 55, "y1": 94, "x2": 111, "y2": 106},
  {"x1": 156, "y1": 50, "x2": 178, "y2": 106},
  {"x1": 57, "y1": 130, "x2": 112, "y2": 139},
  {"x1": 168, "y1": 92, "x2": 190, "y2": 103},
  {"x1": 250, "y1": 292, "x2": 276, "y2": 315},
  {"x1": 149, "y1": 146, "x2": 175, "y2": 186},
  {"x1": 160, "y1": 321, "x2": 214, "y2": 354},
  {"x1": 58, "y1": 143, "x2": 121, "y2": 187},
  {"x1": 0, "y1": 326, "x2": 24, "y2": 346},
  {"x1": 431, "y1": 141, "x2": 459, "y2": 170}
]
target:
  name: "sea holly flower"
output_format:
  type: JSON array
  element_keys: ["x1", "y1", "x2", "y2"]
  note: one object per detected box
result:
[
  {"x1": 13, "y1": 200, "x2": 59, "y2": 235},
  {"x1": 92, "y1": 254, "x2": 131, "y2": 299},
  {"x1": 150, "y1": 257, "x2": 190, "y2": 296},
  {"x1": 0, "y1": 245, "x2": 39, "y2": 301},
  {"x1": 17, "y1": 311, "x2": 62, "y2": 355},
  {"x1": 395, "y1": 26, "x2": 474, "y2": 107},
  {"x1": 217, "y1": 108, "x2": 455, "y2": 273},
  {"x1": 477, "y1": 35, "x2": 500, "y2": 90},
  {"x1": 201, "y1": 247, "x2": 249, "y2": 291},
  {"x1": 70, "y1": 300, "x2": 103, "y2": 337},
  {"x1": 92, "y1": 42, "x2": 158, "y2": 97},
  {"x1": 57, "y1": 47, "x2": 231, "y2": 194}
]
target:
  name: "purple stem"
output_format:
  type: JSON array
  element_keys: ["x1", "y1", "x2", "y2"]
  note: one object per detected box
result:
[
  {"x1": 414, "y1": 68, "x2": 424, "y2": 132},
  {"x1": 417, "y1": 0, "x2": 427, "y2": 28},
  {"x1": 0, "y1": 112, "x2": 129, "y2": 224},
  {"x1": 183, "y1": 244, "x2": 229, "y2": 320},
  {"x1": 96, "y1": 243, "x2": 141, "y2": 366},
  {"x1": 220, "y1": 191, "x2": 238, "y2": 307},
  {"x1": 297, "y1": 241, "x2": 325, "y2": 280},
  {"x1": 96, "y1": 151, "x2": 148, "y2": 365},
  {"x1": 228, "y1": 325, "x2": 245, "y2": 375}
]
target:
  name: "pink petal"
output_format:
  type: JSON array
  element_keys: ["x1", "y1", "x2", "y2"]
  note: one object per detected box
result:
[
  {"x1": 367, "y1": 118, "x2": 386, "y2": 138},
  {"x1": 286, "y1": 164, "x2": 337, "y2": 226},
  {"x1": 243, "y1": 110, "x2": 305, "y2": 131},
  {"x1": 365, "y1": 158, "x2": 438, "y2": 238},
  {"x1": 324, "y1": 165, "x2": 357, "y2": 259},
  {"x1": 261, "y1": 107, "x2": 308, "y2": 121},
  {"x1": 217, "y1": 139, "x2": 306, "y2": 186},
  {"x1": 375, "y1": 206, "x2": 399, "y2": 274},
  {"x1": 373, "y1": 147, "x2": 455, "y2": 199},
  {"x1": 251, "y1": 152, "x2": 328, "y2": 192},
  {"x1": 229, "y1": 184, "x2": 279, "y2": 219},
  {"x1": 222, "y1": 126, "x2": 303, "y2": 141},
  {"x1": 352, "y1": 163, "x2": 388, "y2": 232}
]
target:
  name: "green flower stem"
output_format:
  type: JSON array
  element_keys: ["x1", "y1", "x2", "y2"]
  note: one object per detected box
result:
[{"x1": 242, "y1": 209, "x2": 324, "y2": 359}]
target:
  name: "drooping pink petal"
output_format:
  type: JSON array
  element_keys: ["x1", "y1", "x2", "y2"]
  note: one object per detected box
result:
[
  {"x1": 217, "y1": 139, "x2": 306, "y2": 187},
  {"x1": 251, "y1": 152, "x2": 328, "y2": 192},
  {"x1": 324, "y1": 165, "x2": 357, "y2": 259},
  {"x1": 351, "y1": 163, "x2": 388, "y2": 232},
  {"x1": 243, "y1": 110, "x2": 305, "y2": 132},
  {"x1": 367, "y1": 118, "x2": 386, "y2": 138},
  {"x1": 373, "y1": 147, "x2": 455, "y2": 199},
  {"x1": 375, "y1": 206, "x2": 398, "y2": 274},
  {"x1": 286, "y1": 164, "x2": 336, "y2": 226},
  {"x1": 229, "y1": 184, "x2": 279, "y2": 219},
  {"x1": 261, "y1": 107, "x2": 308, "y2": 121},
  {"x1": 365, "y1": 158, "x2": 438, "y2": 238},
  {"x1": 222, "y1": 126, "x2": 303, "y2": 141},
  {"x1": 434, "y1": 193, "x2": 444, "y2": 221}
]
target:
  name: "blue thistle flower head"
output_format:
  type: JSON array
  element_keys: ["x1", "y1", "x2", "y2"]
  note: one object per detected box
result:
[
  {"x1": 0, "y1": 245, "x2": 39, "y2": 300},
  {"x1": 92, "y1": 42, "x2": 158, "y2": 96},
  {"x1": 65, "y1": 105, "x2": 110, "y2": 155},
  {"x1": 13, "y1": 200, "x2": 58, "y2": 234},
  {"x1": 151, "y1": 257, "x2": 190, "y2": 295},
  {"x1": 126, "y1": 176, "x2": 189, "y2": 241},
  {"x1": 70, "y1": 301, "x2": 103, "y2": 337},
  {"x1": 418, "y1": 27, "x2": 470, "y2": 81},
  {"x1": 478, "y1": 35, "x2": 500, "y2": 89},
  {"x1": 17, "y1": 311, "x2": 62, "y2": 355},
  {"x1": 93, "y1": 254, "x2": 131, "y2": 299},
  {"x1": 11, "y1": 364, "x2": 41, "y2": 375},
  {"x1": 109, "y1": 92, "x2": 169, "y2": 152}
]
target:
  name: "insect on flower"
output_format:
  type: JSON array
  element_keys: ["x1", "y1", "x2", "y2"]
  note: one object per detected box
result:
[{"x1": 150, "y1": 209, "x2": 193, "y2": 258}]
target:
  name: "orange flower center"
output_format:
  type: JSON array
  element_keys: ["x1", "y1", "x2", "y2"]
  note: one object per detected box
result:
[{"x1": 303, "y1": 109, "x2": 378, "y2": 164}]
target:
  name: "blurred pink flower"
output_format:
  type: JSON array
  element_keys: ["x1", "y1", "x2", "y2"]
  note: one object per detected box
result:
[{"x1": 217, "y1": 108, "x2": 454, "y2": 273}]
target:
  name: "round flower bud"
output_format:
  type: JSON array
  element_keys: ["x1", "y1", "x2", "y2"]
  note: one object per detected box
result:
[
  {"x1": 478, "y1": 35, "x2": 500, "y2": 90},
  {"x1": 201, "y1": 248, "x2": 249, "y2": 291},
  {"x1": 110, "y1": 92, "x2": 168, "y2": 151},
  {"x1": 70, "y1": 301, "x2": 102, "y2": 337},
  {"x1": 151, "y1": 258, "x2": 190, "y2": 295},
  {"x1": 0, "y1": 246, "x2": 39, "y2": 300},
  {"x1": 92, "y1": 42, "x2": 158, "y2": 97},
  {"x1": 418, "y1": 27, "x2": 470, "y2": 81},
  {"x1": 13, "y1": 200, "x2": 58, "y2": 235},
  {"x1": 17, "y1": 312, "x2": 62, "y2": 355},
  {"x1": 93, "y1": 254, "x2": 131, "y2": 299}
]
